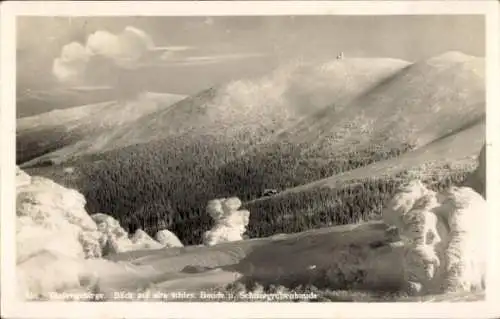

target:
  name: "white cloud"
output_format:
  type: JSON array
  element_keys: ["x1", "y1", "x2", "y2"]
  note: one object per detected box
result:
[
  {"x1": 86, "y1": 26, "x2": 155, "y2": 67},
  {"x1": 86, "y1": 30, "x2": 123, "y2": 58},
  {"x1": 52, "y1": 26, "x2": 159, "y2": 84},
  {"x1": 155, "y1": 45, "x2": 195, "y2": 52},
  {"x1": 161, "y1": 53, "x2": 267, "y2": 66},
  {"x1": 52, "y1": 58, "x2": 83, "y2": 84},
  {"x1": 52, "y1": 42, "x2": 91, "y2": 83},
  {"x1": 122, "y1": 26, "x2": 155, "y2": 49},
  {"x1": 52, "y1": 25, "x2": 265, "y2": 86},
  {"x1": 59, "y1": 42, "x2": 91, "y2": 63}
]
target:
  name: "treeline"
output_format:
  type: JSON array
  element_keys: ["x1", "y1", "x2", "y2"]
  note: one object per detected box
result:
[
  {"x1": 243, "y1": 169, "x2": 469, "y2": 239},
  {"x1": 79, "y1": 136, "x2": 237, "y2": 238},
  {"x1": 215, "y1": 142, "x2": 415, "y2": 201},
  {"x1": 117, "y1": 167, "x2": 470, "y2": 244}
]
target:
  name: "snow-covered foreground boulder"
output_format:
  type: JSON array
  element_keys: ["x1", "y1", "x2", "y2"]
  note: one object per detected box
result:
[
  {"x1": 16, "y1": 168, "x2": 181, "y2": 299},
  {"x1": 16, "y1": 167, "x2": 102, "y2": 261},
  {"x1": 16, "y1": 168, "x2": 100, "y2": 298},
  {"x1": 203, "y1": 197, "x2": 250, "y2": 246},
  {"x1": 382, "y1": 180, "x2": 486, "y2": 295},
  {"x1": 131, "y1": 229, "x2": 165, "y2": 250}
]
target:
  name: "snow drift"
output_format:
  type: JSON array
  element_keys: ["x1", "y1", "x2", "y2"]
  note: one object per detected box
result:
[{"x1": 203, "y1": 197, "x2": 250, "y2": 246}]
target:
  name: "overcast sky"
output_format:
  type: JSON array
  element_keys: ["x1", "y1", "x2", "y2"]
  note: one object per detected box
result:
[{"x1": 17, "y1": 15, "x2": 485, "y2": 95}]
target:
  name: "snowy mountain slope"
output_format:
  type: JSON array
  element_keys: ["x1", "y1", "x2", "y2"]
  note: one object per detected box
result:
[
  {"x1": 84, "y1": 58, "x2": 410, "y2": 152},
  {"x1": 17, "y1": 92, "x2": 186, "y2": 132},
  {"x1": 18, "y1": 58, "x2": 408, "y2": 167},
  {"x1": 17, "y1": 92, "x2": 186, "y2": 165},
  {"x1": 16, "y1": 86, "x2": 116, "y2": 118},
  {"x1": 280, "y1": 51, "x2": 484, "y2": 153}
]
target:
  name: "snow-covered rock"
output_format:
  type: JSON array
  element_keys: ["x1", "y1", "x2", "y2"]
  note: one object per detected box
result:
[
  {"x1": 436, "y1": 187, "x2": 487, "y2": 292},
  {"x1": 382, "y1": 180, "x2": 435, "y2": 230},
  {"x1": 79, "y1": 230, "x2": 103, "y2": 259},
  {"x1": 16, "y1": 169, "x2": 102, "y2": 260},
  {"x1": 91, "y1": 213, "x2": 133, "y2": 255},
  {"x1": 16, "y1": 168, "x2": 185, "y2": 299},
  {"x1": 15, "y1": 168, "x2": 208, "y2": 300},
  {"x1": 206, "y1": 198, "x2": 225, "y2": 220},
  {"x1": 16, "y1": 221, "x2": 84, "y2": 262},
  {"x1": 91, "y1": 213, "x2": 169, "y2": 253},
  {"x1": 203, "y1": 197, "x2": 250, "y2": 246},
  {"x1": 222, "y1": 197, "x2": 243, "y2": 213},
  {"x1": 155, "y1": 229, "x2": 184, "y2": 248},
  {"x1": 383, "y1": 180, "x2": 486, "y2": 295}
]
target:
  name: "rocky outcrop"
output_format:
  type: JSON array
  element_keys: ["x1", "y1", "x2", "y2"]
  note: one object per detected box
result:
[{"x1": 203, "y1": 197, "x2": 250, "y2": 246}]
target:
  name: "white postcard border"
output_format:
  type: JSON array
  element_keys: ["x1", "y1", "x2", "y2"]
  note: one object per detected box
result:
[{"x1": 1, "y1": 1, "x2": 499, "y2": 318}]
